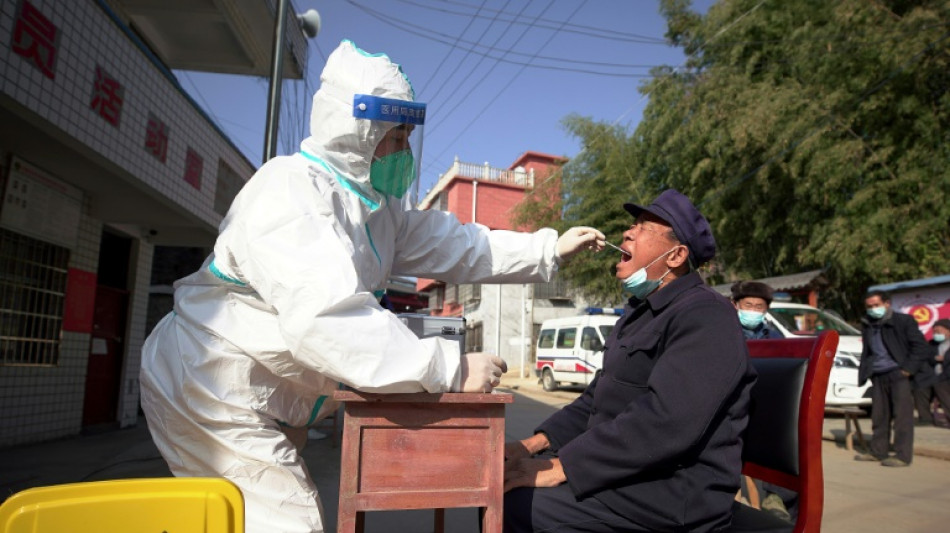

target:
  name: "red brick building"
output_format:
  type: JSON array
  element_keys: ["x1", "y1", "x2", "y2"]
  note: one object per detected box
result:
[{"x1": 415, "y1": 152, "x2": 597, "y2": 373}]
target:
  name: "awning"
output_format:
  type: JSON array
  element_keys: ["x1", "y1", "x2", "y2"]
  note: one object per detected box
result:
[
  {"x1": 869, "y1": 274, "x2": 950, "y2": 293},
  {"x1": 712, "y1": 269, "x2": 828, "y2": 296}
]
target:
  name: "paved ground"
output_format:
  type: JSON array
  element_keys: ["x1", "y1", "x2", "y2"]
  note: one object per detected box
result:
[{"x1": 3, "y1": 374, "x2": 950, "y2": 532}]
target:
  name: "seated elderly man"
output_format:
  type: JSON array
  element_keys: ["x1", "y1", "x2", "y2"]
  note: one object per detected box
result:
[{"x1": 504, "y1": 189, "x2": 757, "y2": 533}]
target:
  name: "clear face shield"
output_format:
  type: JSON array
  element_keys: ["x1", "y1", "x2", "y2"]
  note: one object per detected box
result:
[{"x1": 353, "y1": 94, "x2": 426, "y2": 204}]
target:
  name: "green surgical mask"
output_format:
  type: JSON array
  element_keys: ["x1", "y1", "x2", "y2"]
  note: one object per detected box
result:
[{"x1": 370, "y1": 150, "x2": 415, "y2": 198}]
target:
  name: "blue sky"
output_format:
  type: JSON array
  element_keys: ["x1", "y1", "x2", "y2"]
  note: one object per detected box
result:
[{"x1": 176, "y1": 0, "x2": 714, "y2": 196}]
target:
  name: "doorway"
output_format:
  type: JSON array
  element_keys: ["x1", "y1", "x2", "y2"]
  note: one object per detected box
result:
[{"x1": 81, "y1": 230, "x2": 131, "y2": 428}]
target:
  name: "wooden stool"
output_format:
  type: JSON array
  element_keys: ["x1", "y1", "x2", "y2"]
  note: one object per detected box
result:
[
  {"x1": 825, "y1": 405, "x2": 867, "y2": 451},
  {"x1": 334, "y1": 391, "x2": 513, "y2": 533}
]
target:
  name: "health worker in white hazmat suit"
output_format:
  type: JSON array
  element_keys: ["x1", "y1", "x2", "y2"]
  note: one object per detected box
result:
[{"x1": 140, "y1": 39, "x2": 605, "y2": 533}]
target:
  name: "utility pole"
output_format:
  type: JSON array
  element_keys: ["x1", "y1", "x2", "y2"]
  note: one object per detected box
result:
[{"x1": 263, "y1": 2, "x2": 320, "y2": 164}]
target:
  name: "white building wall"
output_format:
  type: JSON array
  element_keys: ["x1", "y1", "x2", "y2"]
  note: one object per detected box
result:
[
  {"x1": 0, "y1": 0, "x2": 252, "y2": 226},
  {"x1": 117, "y1": 238, "x2": 152, "y2": 428},
  {"x1": 0, "y1": 0, "x2": 253, "y2": 446},
  {"x1": 0, "y1": 191, "x2": 102, "y2": 446},
  {"x1": 465, "y1": 282, "x2": 600, "y2": 376},
  {"x1": 498, "y1": 284, "x2": 533, "y2": 376}
]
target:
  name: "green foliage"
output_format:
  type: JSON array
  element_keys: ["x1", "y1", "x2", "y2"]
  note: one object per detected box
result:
[
  {"x1": 509, "y1": 162, "x2": 564, "y2": 232},
  {"x1": 530, "y1": 0, "x2": 950, "y2": 318},
  {"x1": 510, "y1": 116, "x2": 635, "y2": 305},
  {"x1": 557, "y1": 116, "x2": 639, "y2": 305}
]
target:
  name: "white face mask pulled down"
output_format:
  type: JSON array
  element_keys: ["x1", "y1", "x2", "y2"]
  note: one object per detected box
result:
[{"x1": 621, "y1": 245, "x2": 680, "y2": 299}]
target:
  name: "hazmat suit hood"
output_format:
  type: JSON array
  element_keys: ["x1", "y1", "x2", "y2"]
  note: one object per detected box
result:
[{"x1": 301, "y1": 39, "x2": 417, "y2": 208}]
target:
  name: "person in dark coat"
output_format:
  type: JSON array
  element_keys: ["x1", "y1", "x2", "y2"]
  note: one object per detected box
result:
[
  {"x1": 731, "y1": 280, "x2": 784, "y2": 340},
  {"x1": 855, "y1": 290, "x2": 935, "y2": 466},
  {"x1": 503, "y1": 189, "x2": 757, "y2": 532},
  {"x1": 729, "y1": 279, "x2": 795, "y2": 519},
  {"x1": 915, "y1": 318, "x2": 950, "y2": 427}
]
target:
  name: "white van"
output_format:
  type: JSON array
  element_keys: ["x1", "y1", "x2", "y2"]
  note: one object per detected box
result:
[
  {"x1": 766, "y1": 302, "x2": 871, "y2": 407},
  {"x1": 534, "y1": 311, "x2": 621, "y2": 391}
]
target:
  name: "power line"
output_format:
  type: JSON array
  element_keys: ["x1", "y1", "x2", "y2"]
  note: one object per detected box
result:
[
  {"x1": 421, "y1": 0, "x2": 554, "y2": 174},
  {"x1": 179, "y1": 71, "x2": 223, "y2": 127},
  {"x1": 357, "y1": 0, "x2": 949, "y2": 74},
  {"x1": 418, "y1": 0, "x2": 533, "y2": 174},
  {"x1": 178, "y1": 71, "x2": 260, "y2": 161},
  {"x1": 279, "y1": 79, "x2": 302, "y2": 156},
  {"x1": 395, "y1": 0, "x2": 668, "y2": 44},
  {"x1": 281, "y1": 38, "x2": 323, "y2": 156},
  {"x1": 507, "y1": 0, "x2": 770, "y2": 208},
  {"x1": 421, "y1": 0, "x2": 521, "y2": 104},
  {"x1": 415, "y1": 0, "x2": 491, "y2": 95},
  {"x1": 347, "y1": 0, "x2": 674, "y2": 78},
  {"x1": 425, "y1": 0, "x2": 551, "y2": 135},
  {"x1": 313, "y1": 39, "x2": 327, "y2": 64},
  {"x1": 423, "y1": 0, "x2": 586, "y2": 178},
  {"x1": 709, "y1": 0, "x2": 764, "y2": 41},
  {"x1": 396, "y1": 0, "x2": 947, "y2": 51}
]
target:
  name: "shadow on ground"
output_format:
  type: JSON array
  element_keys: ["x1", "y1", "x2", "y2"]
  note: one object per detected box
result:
[{"x1": 0, "y1": 390, "x2": 564, "y2": 532}]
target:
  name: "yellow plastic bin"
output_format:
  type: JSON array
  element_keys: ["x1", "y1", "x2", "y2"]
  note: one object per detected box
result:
[{"x1": 0, "y1": 478, "x2": 244, "y2": 533}]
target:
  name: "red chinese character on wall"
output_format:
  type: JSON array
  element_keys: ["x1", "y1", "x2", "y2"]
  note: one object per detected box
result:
[
  {"x1": 183, "y1": 148, "x2": 203, "y2": 190},
  {"x1": 145, "y1": 113, "x2": 169, "y2": 163},
  {"x1": 90, "y1": 65, "x2": 124, "y2": 127},
  {"x1": 11, "y1": 0, "x2": 58, "y2": 80}
]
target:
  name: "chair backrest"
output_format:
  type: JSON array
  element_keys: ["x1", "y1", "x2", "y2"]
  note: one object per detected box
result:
[
  {"x1": 743, "y1": 331, "x2": 837, "y2": 533},
  {"x1": 0, "y1": 477, "x2": 244, "y2": 533}
]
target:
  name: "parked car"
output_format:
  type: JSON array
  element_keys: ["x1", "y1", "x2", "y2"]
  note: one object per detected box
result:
[
  {"x1": 534, "y1": 310, "x2": 621, "y2": 391},
  {"x1": 533, "y1": 302, "x2": 870, "y2": 407},
  {"x1": 766, "y1": 302, "x2": 872, "y2": 407}
]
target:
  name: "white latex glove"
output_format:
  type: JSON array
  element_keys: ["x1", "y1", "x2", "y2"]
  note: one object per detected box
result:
[
  {"x1": 458, "y1": 352, "x2": 508, "y2": 393},
  {"x1": 555, "y1": 226, "x2": 606, "y2": 260}
]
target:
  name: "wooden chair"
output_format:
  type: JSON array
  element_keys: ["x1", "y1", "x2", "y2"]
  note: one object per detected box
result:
[
  {"x1": 0, "y1": 477, "x2": 244, "y2": 533},
  {"x1": 726, "y1": 331, "x2": 837, "y2": 533}
]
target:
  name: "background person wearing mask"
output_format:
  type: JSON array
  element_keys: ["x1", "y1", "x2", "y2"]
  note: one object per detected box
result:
[
  {"x1": 855, "y1": 290, "x2": 934, "y2": 466},
  {"x1": 503, "y1": 189, "x2": 756, "y2": 533},
  {"x1": 916, "y1": 318, "x2": 950, "y2": 427},
  {"x1": 730, "y1": 280, "x2": 794, "y2": 521},
  {"x1": 139, "y1": 39, "x2": 604, "y2": 533},
  {"x1": 731, "y1": 280, "x2": 784, "y2": 340}
]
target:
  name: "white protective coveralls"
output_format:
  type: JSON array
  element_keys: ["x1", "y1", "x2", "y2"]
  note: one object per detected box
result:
[{"x1": 140, "y1": 40, "x2": 568, "y2": 533}]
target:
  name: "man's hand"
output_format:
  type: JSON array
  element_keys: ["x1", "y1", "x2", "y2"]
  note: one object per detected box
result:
[
  {"x1": 504, "y1": 456, "x2": 567, "y2": 492},
  {"x1": 505, "y1": 441, "x2": 533, "y2": 462},
  {"x1": 458, "y1": 352, "x2": 507, "y2": 392},
  {"x1": 505, "y1": 433, "x2": 551, "y2": 461},
  {"x1": 556, "y1": 227, "x2": 606, "y2": 260}
]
